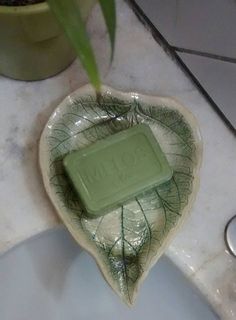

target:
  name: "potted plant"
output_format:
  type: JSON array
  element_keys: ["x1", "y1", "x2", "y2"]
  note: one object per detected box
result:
[
  {"x1": 0, "y1": 0, "x2": 96, "y2": 80},
  {"x1": 47, "y1": 0, "x2": 116, "y2": 92}
]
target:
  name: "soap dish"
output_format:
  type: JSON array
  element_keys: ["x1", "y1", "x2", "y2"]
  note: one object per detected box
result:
[{"x1": 39, "y1": 85, "x2": 202, "y2": 305}]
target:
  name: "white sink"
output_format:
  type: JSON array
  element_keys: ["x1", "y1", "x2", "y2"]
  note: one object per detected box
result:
[{"x1": 0, "y1": 227, "x2": 219, "y2": 320}]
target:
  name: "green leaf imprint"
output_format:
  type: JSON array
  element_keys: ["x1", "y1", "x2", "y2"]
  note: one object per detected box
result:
[{"x1": 40, "y1": 87, "x2": 202, "y2": 305}]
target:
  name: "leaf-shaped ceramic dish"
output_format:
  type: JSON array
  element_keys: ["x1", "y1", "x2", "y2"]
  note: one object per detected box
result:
[{"x1": 39, "y1": 85, "x2": 202, "y2": 305}]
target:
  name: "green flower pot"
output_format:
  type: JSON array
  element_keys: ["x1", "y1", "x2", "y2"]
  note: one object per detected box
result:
[{"x1": 0, "y1": 0, "x2": 95, "y2": 81}]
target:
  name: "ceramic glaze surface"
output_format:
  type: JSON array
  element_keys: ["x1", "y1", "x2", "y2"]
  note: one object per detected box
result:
[{"x1": 39, "y1": 85, "x2": 202, "y2": 304}]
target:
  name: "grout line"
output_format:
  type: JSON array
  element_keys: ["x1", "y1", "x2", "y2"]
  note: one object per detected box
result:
[
  {"x1": 126, "y1": 0, "x2": 236, "y2": 135},
  {"x1": 173, "y1": 47, "x2": 236, "y2": 64}
]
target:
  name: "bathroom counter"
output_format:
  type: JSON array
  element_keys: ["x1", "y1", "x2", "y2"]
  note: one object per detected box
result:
[{"x1": 0, "y1": 1, "x2": 235, "y2": 318}]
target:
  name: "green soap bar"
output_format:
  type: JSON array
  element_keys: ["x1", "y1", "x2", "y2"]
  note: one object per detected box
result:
[{"x1": 63, "y1": 124, "x2": 172, "y2": 217}]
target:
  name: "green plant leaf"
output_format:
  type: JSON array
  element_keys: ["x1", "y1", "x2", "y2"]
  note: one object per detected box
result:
[
  {"x1": 47, "y1": 0, "x2": 100, "y2": 92},
  {"x1": 99, "y1": 0, "x2": 116, "y2": 61},
  {"x1": 40, "y1": 87, "x2": 202, "y2": 305}
]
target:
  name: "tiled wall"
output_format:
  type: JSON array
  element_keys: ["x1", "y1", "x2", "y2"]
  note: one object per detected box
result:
[
  {"x1": 135, "y1": 0, "x2": 236, "y2": 58},
  {"x1": 135, "y1": 0, "x2": 236, "y2": 129}
]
